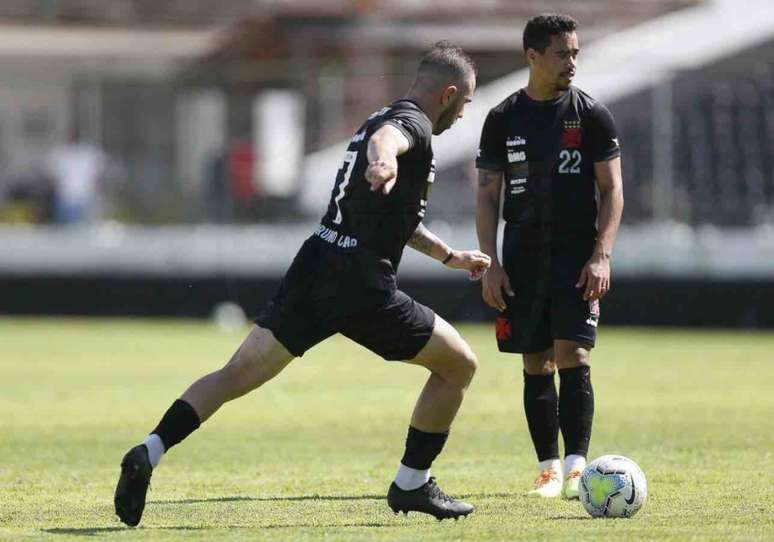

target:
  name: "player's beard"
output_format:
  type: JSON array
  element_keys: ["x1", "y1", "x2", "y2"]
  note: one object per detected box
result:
[
  {"x1": 434, "y1": 111, "x2": 453, "y2": 135},
  {"x1": 434, "y1": 101, "x2": 460, "y2": 135}
]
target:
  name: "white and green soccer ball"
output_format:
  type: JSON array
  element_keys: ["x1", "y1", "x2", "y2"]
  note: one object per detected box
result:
[{"x1": 579, "y1": 455, "x2": 647, "y2": 518}]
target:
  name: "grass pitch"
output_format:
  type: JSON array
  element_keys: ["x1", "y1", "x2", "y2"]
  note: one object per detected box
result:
[{"x1": 0, "y1": 318, "x2": 773, "y2": 541}]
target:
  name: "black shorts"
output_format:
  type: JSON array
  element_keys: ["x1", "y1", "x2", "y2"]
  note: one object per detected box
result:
[
  {"x1": 255, "y1": 236, "x2": 436, "y2": 361},
  {"x1": 496, "y1": 235, "x2": 599, "y2": 354}
]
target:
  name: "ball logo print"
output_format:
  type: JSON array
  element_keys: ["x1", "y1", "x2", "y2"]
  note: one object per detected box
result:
[
  {"x1": 579, "y1": 455, "x2": 647, "y2": 518},
  {"x1": 586, "y1": 472, "x2": 624, "y2": 508}
]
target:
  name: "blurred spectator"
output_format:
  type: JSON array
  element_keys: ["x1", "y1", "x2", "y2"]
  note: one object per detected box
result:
[{"x1": 46, "y1": 135, "x2": 106, "y2": 225}]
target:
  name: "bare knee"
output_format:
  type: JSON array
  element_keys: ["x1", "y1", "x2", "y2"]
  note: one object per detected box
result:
[
  {"x1": 411, "y1": 317, "x2": 478, "y2": 388},
  {"x1": 523, "y1": 350, "x2": 556, "y2": 375},
  {"x1": 453, "y1": 345, "x2": 478, "y2": 388},
  {"x1": 554, "y1": 340, "x2": 590, "y2": 370}
]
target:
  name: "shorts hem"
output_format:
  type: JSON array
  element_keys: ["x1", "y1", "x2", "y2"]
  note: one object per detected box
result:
[
  {"x1": 254, "y1": 318, "x2": 306, "y2": 357},
  {"x1": 553, "y1": 335, "x2": 596, "y2": 349},
  {"x1": 394, "y1": 311, "x2": 436, "y2": 362}
]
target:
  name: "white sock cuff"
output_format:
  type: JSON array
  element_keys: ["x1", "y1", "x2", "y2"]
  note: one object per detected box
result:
[
  {"x1": 143, "y1": 434, "x2": 166, "y2": 468},
  {"x1": 538, "y1": 458, "x2": 562, "y2": 474},
  {"x1": 394, "y1": 463, "x2": 430, "y2": 491},
  {"x1": 564, "y1": 454, "x2": 586, "y2": 474}
]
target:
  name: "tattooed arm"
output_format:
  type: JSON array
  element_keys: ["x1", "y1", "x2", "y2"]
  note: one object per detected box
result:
[
  {"x1": 407, "y1": 222, "x2": 453, "y2": 262},
  {"x1": 475, "y1": 168, "x2": 513, "y2": 311},
  {"x1": 407, "y1": 222, "x2": 492, "y2": 277},
  {"x1": 475, "y1": 169, "x2": 503, "y2": 267}
]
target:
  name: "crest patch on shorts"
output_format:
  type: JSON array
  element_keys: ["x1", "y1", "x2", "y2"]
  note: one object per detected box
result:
[
  {"x1": 586, "y1": 299, "x2": 600, "y2": 327},
  {"x1": 496, "y1": 317, "x2": 512, "y2": 340}
]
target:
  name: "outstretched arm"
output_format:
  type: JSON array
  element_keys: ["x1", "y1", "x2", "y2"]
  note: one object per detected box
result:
[
  {"x1": 365, "y1": 125, "x2": 410, "y2": 195},
  {"x1": 408, "y1": 223, "x2": 491, "y2": 280}
]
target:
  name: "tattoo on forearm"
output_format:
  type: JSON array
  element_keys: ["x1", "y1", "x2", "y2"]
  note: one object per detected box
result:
[{"x1": 407, "y1": 223, "x2": 437, "y2": 257}]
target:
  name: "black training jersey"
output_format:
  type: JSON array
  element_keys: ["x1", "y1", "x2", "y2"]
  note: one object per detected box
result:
[
  {"x1": 319, "y1": 99, "x2": 435, "y2": 269},
  {"x1": 476, "y1": 86, "x2": 620, "y2": 247}
]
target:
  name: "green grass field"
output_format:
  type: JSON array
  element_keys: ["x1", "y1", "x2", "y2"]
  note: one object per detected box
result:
[{"x1": 1, "y1": 318, "x2": 773, "y2": 541}]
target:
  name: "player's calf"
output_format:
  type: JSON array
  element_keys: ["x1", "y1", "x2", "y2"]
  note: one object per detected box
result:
[
  {"x1": 183, "y1": 326, "x2": 294, "y2": 420},
  {"x1": 113, "y1": 326, "x2": 294, "y2": 527}
]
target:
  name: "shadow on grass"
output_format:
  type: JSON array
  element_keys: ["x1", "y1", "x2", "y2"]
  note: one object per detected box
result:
[
  {"x1": 43, "y1": 527, "x2": 127, "y2": 536},
  {"x1": 151, "y1": 490, "x2": 518, "y2": 506},
  {"x1": 150, "y1": 494, "x2": 385, "y2": 505},
  {"x1": 43, "y1": 522, "x2": 397, "y2": 535}
]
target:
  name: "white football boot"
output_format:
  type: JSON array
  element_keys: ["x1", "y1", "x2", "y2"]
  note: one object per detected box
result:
[
  {"x1": 526, "y1": 469, "x2": 563, "y2": 498},
  {"x1": 562, "y1": 455, "x2": 586, "y2": 500},
  {"x1": 562, "y1": 469, "x2": 582, "y2": 499}
]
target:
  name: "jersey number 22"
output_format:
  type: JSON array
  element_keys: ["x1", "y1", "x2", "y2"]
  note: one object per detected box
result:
[{"x1": 558, "y1": 149, "x2": 582, "y2": 174}]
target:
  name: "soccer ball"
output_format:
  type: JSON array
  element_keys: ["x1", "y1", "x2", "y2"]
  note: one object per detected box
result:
[{"x1": 579, "y1": 455, "x2": 647, "y2": 518}]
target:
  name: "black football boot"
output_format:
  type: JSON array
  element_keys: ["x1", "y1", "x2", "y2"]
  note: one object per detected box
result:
[
  {"x1": 114, "y1": 445, "x2": 153, "y2": 526},
  {"x1": 387, "y1": 477, "x2": 475, "y2": 521}
]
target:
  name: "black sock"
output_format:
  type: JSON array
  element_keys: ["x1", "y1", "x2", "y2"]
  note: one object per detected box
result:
[
  {"x1": 150, "y1": 399, "x2": 201, "y2": 451},
  {"x1": 523, "y1": 371, "x2": 560, "y2": 462},
  {"x1": 400, "y1": 426, "x2": 449, "y2": 470},
  {"x1": 558, "y1": 366, "x2": 594, "y2": 458}
]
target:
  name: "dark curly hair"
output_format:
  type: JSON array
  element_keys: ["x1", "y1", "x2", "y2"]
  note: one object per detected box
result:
[{"x1": 523, "y1": 14, "x2": 578, "y2": 54}]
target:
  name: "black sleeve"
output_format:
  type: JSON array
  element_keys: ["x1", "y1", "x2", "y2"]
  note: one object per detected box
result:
[
  {"x1": 376, "y1": 108, "x2": 432, "y2": 151},
  {"x1": 476, "y1": 108, "x2": 507, "y2": 171},
  {"x1": 587, "y1": 102, "x2": 621, "y2": 163}
]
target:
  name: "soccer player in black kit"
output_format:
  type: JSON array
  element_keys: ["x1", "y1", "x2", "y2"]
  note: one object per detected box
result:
[
  {"x1": 475, "y1": 14, "x2": 623, "y2": 499},
  {"x1": 114, "y1": 42, "x2": 490, "y2": 526}
]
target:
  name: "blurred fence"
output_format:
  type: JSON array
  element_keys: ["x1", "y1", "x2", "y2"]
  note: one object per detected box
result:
[
  {"x1": 2, "y1": 1, "x2": 774, "y2": 326},
  {"x1": 616, "y1": 41, "x2": 774, "y2": 227}
]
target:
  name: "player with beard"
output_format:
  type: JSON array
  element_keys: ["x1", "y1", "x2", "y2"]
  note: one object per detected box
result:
[
  {"x1": 114, "y1": 41, "x2": 490, "y2": 526},
  {"x1": 475, "y1": 14, "x2": 623, "y2": 499}
]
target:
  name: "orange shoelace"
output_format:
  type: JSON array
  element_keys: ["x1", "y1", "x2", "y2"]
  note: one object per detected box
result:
[
  {"x1": 566, "y1": 470, "x2": 581, "y2": 480},
  {"x1": 534, "y1": 470, "x2": 559, "y2": 488}
]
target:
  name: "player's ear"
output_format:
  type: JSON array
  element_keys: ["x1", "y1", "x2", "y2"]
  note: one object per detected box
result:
[
  {"x1": 526, "y1": 48, "x2": 538, "y2": 66},
  {"x1": 441, "y1": 85, "x2": 458, "y2": 106}
]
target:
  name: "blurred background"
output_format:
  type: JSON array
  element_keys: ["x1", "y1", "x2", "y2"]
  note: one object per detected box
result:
[{"x1": 1, "y1": 0, "x2": 773, "y2": 327}]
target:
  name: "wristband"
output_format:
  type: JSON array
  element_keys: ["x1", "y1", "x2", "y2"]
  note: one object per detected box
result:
[{"x1": 441, "y1": 250, "x2": 454, "y2": 265}]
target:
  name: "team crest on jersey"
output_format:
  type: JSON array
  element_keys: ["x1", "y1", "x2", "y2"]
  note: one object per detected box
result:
[{"x1": 562, "y1": 120, "x2": 582, "y2": 149}]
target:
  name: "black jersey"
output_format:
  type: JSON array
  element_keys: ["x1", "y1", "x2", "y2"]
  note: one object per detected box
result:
[
  {"x1": 319, "y1": 99, "x2": 435, "y2": 270},
  {"x1": 476, "y1": 86, "x2": 620, "y2": 248}
]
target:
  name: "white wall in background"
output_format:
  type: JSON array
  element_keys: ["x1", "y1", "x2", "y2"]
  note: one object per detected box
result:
[
  {"x1": 176, "y1": 89, "x2": 226, "y2": 192},
  {"x1": 253, "y1": 89, "x2": 305, "y2": 198}
]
